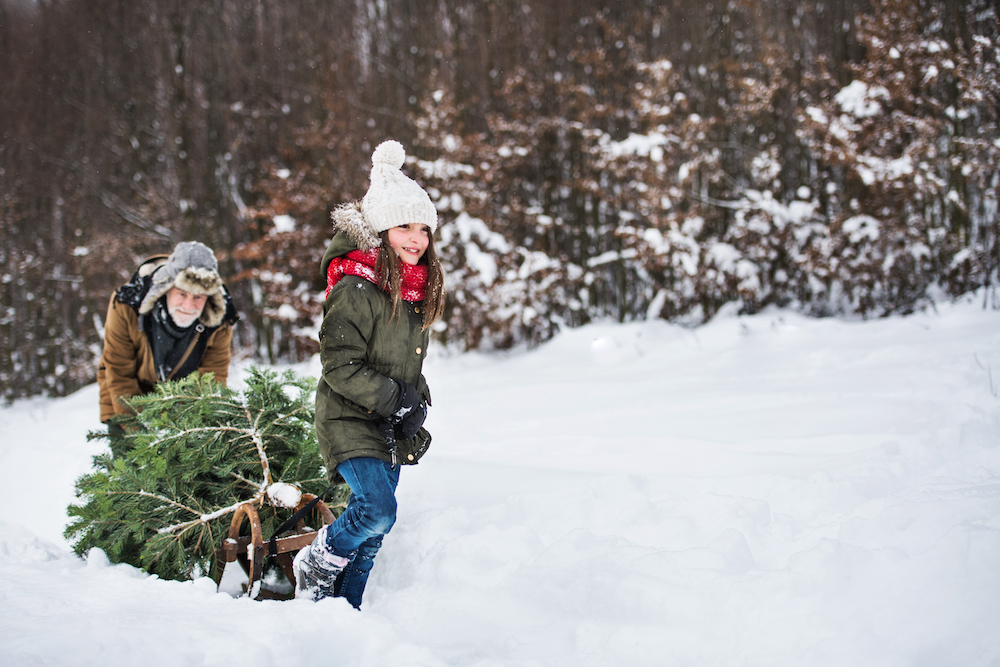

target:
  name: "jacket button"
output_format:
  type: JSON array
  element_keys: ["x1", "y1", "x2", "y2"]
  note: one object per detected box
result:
[
  {"x1": 407, "y1": 454, "x2": 414, "y2": 461},
  {"x1": 415, "y1": 347, "x2": 422, "y2": 355},
  {"x1": 414, "y1": 307, "x2": 421, "y2": 314}
]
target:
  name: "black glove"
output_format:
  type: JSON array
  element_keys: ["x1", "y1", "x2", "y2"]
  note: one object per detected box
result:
[
  {"x1": 378, "y1": 419, "x2": 397, "y2": 448},
  {"x1": 390, "y1": 380, "x2": 427, "y2": 441},
  {"x1": 378, "y1": 419, "x2": 399, "y2": 468}
]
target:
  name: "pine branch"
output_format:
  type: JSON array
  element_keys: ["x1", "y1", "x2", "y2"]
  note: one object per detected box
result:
[
  {"x1": 158, "y1": 497, "x2": 254, "y2": 535},
  {"x1": 128, "y1": 489, "x2": 201, "y2": 516},
  {"x1": 246, "y1": 404, "x2": 272, "y2": 487},
  {"x1": 229, "y1": 471, "x2": 265, "y2": 493}
]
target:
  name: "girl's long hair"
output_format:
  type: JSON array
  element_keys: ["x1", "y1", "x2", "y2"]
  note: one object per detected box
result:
[{"x1": 376, "y1": 230, "x2": 445, "y2": 330}]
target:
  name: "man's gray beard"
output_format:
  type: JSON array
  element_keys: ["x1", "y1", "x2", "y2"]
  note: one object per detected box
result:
[{"x1": 168, "y1": 306, "x2": 199, "y2": 328}]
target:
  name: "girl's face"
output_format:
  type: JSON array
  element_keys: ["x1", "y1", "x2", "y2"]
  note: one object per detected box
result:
[{"x1": 387, "y1": 223, "x2": 430, "y2": 266}]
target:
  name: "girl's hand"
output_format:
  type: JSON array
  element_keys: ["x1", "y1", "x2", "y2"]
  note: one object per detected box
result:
[
  {"x1": 391, "y1": 381, "x2": 427, "y2": 440},
  {"x1": 378, "y1": 419, "x2": 396, "y2": 447}
]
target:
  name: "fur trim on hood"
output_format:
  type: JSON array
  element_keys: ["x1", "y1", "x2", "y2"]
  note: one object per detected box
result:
[{"x1": 331, "y1": 201, "x2": 382, "y2": 251}]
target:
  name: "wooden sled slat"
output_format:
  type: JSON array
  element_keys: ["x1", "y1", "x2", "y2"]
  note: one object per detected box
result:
[{"x1": 214, "y1": 493, "x2": 334, "y2": 600}]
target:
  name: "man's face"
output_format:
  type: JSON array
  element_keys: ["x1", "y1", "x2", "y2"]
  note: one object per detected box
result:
[{"x1": 166, "y1": 287, "x2": 208, "y2": 328}]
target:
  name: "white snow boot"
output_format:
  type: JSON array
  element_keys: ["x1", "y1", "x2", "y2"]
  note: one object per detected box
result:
[{"x1": 293, "y1": 525, "x2": 349, "y2": 601}]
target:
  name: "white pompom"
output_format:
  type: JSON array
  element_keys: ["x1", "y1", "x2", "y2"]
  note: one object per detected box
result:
[{"x1": 371, "y1": 140, "x2": 406, "y2": 169}]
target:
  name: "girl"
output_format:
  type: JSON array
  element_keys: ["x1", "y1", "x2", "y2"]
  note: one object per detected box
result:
[{"x1": 293, "y1": 140, "x2": 445, "y2": 607}]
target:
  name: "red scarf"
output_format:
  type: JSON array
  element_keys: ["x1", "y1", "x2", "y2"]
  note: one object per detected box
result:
[{"x1": 326, "y1": 249, "x2": 428, "y2": 302}]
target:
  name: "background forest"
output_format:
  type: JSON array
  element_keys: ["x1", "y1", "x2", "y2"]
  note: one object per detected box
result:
[{"x1": 2, "y1": 0, "x2": 999, "y2": 402}]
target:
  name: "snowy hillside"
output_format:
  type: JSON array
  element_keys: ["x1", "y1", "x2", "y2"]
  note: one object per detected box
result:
[{"x1": 2, "y1": 297, "x2": 999, "y2": 666}]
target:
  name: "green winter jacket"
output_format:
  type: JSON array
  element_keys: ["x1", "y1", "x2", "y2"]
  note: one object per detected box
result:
[{"x1": 315, "y1": 208, "x2": 432, "y2": 483}]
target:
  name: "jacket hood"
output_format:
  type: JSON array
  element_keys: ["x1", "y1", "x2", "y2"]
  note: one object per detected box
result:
[{"x1": 322, "y1": 201, "x2": 382, "y2": 276}]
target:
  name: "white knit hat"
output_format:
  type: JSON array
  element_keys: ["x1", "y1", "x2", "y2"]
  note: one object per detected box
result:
[{"x1": 360, "y1": 140, "x2": 437, "y2": 236}]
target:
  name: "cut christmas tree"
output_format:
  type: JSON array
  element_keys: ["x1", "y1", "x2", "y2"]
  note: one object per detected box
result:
[{"x1": 65, "y1": 367, "x2": 348, "y2": 595}]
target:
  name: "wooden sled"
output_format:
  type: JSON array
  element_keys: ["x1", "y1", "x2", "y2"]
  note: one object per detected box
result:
[{"x1": 214, "y1": 493, "x2": 335, "y2": 600}]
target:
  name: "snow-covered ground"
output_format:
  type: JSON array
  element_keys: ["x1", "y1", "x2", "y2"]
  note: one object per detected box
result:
[{"x1": 2, "y1": 296, "x2": 999, "y2": 666}]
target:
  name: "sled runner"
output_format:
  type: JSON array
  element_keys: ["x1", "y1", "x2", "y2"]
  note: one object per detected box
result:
[{"x1": 215, "y1": 493, "x2": 336, "y2": 600}]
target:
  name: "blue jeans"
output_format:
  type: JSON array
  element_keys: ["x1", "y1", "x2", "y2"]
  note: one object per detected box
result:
[{"x1": 323, "y1": 457, "x2": 399, "y2": 608}]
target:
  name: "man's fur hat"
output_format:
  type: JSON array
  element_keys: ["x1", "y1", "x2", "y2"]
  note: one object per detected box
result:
[{"x1": 138, "y1": 241, "x2": 227, "y2": 327}]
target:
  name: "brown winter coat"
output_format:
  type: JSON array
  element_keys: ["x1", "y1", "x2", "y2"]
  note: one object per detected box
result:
[{"x1": 97, "y1": 256, "x2": 236, "y2": 423}]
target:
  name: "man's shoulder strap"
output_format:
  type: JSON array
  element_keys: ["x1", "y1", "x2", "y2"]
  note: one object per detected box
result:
[{"x1": 168, "y1": 323, "x2": 214, "y2": 382}]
